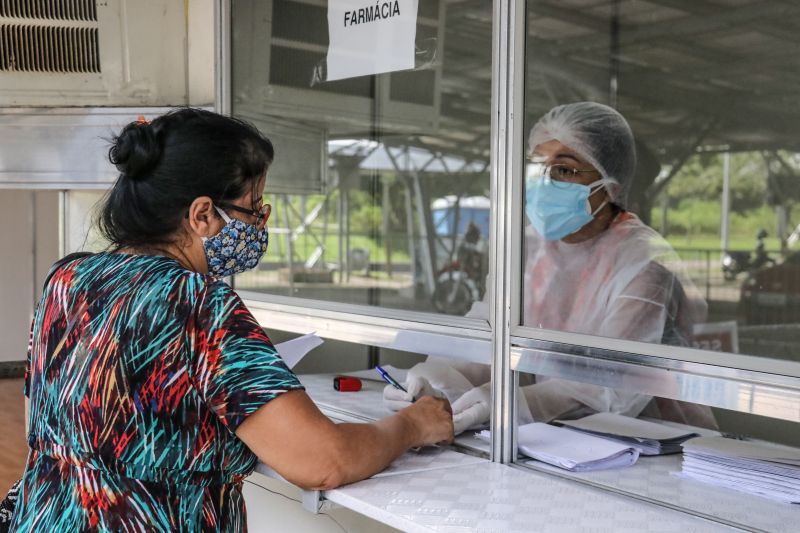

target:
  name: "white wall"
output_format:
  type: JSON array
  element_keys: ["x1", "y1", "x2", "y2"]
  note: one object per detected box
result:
[
  {"x1": 0, "y1": 191, "x2": 59, "y2": 362},
  {"x1": 33, "y1": 192, "x2": 61, "y2": 301},
  {"x1": 188, "y1": 0, "x2": 215, "y2": 106}
]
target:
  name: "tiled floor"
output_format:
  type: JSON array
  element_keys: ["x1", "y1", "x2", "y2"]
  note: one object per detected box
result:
[{"x1": 0, "y1": 379, "x2": 27, "y2": 493}]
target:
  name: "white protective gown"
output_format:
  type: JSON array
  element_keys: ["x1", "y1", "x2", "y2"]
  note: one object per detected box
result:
[
  {"x1": 520, "y1": 212, "x2": 713, "y2": 425},
  {"x1": 429, "y1": 212, "x2": 716, "y2": 428}
]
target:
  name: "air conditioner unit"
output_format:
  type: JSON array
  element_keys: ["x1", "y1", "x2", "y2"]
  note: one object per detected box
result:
[
  {"x1": 231, "y1": 0, "x2": 444, "y2": 135},
  {"x1": 0, "y1": 0, "x2": 213, "y2": 107}
]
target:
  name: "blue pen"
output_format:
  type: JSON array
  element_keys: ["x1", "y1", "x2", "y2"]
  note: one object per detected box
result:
[{"x1": 375, "y1": 365, "x2": 408, "y2": 393}]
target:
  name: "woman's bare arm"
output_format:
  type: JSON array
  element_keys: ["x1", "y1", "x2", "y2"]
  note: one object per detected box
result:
[{"x1": 236, "y1": 390, "x2": 452, "y2": 490}]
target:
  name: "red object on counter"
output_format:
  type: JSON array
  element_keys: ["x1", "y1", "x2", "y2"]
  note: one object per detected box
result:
[{"x1": 333, "y1": 376, "x2": 362, "y2": 392}]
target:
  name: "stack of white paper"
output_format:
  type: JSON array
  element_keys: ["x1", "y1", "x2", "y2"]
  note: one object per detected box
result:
[
  {"x1": 477, "y1": 423, "x2": 639, "y2": 472},
  {"x1": 555, "y1": 413, "x2": 700, "y2": 455},
  {"x1": 680, "y1": 436, "x2": 800, "y2": 504}
]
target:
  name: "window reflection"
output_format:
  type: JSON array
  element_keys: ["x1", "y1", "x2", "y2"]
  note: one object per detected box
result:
[
  {"x1": 523, "y1": 0, "x2": 800, "y2": 364},
  {"x1": 521, "y1": 102, "x2": 715, "y2": 427},
  {"x1": 519, "y1": 0, "x2": 800, "y2": 441},
  {"x1": 231, "y1": 0, "x2": 492, "y2": 316}
]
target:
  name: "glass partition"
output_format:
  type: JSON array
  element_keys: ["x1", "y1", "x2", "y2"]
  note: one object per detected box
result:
[
  {"x1": 230, "y1": 0, "x2": 493, "y2": 317},
  {"x1": 515, "y1": 0, "x2": 800, "y2": 470},
  {"x1": 521, "y1": 0, "x2": 800, "y2": 363},
  {"x1": 226, "y1": 0, "x2": 496, "y2": 456}
]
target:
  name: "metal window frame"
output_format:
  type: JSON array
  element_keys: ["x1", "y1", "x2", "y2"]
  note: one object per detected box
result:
[
  {"x1": 511, "y1": 337, "x2": 800, "y2": 423},
  {"x1": 488, "y1": 0, "x2": 526, "y2": 464},
  {"x1": 214, "y1": 0, "x2": 231, "y2": 115}
]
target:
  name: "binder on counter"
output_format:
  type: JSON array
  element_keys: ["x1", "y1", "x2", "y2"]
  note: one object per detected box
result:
[{"x1": 555, "y1": 412, "x2": 700, "y2": 455}]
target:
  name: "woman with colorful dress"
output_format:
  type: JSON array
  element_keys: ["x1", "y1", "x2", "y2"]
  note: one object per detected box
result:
[{"x1": 11, "y1": 108, "x2": 453, "y2": 532}]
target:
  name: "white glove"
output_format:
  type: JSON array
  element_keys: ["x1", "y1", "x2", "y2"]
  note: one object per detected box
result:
[
  {"x1": 383, "y1": 376, "x2": 445, "y2": 411},
  {"x1": 383, "y1": 361, "x2": 473, "y2": 412},
  {"x1": 451, "y1": 383, "x2": 491, "y2": 435},
  {"x1": 451, "y1": 383, "x2": 534, "y2": 436}
]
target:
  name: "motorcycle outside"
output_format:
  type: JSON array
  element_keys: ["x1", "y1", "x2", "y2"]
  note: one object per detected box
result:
[
  {"x1": 722, "y1": 249, "x2": 776, "y2": 281},
  {"x1": 432, "y1": 260, "x2": 482, "y2": 316},
  {"x1": 432, "y1": 223, "x2": 487, "y2": 315}
]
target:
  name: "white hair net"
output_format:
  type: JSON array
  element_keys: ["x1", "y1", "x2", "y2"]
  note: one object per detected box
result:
[{"x1": 529, "y1": 102, "x2": 637, "y2": 209}]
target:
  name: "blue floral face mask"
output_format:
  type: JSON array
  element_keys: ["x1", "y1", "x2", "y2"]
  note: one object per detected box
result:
[
  {"x1": 525, "y1": 176, "x2": 613, "y2": 241},
  {"x1": 202, "y1": 206, "x2": 269, "y2": 278}
]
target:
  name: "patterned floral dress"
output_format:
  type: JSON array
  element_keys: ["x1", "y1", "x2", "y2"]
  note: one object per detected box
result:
[{"x1": 12, "y1": 253, "x2": 304, "y2": 532}]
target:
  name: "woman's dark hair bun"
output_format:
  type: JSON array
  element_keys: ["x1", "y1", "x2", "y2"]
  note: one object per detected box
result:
[
  {"x1": 99, "y1": 108, "x2": 274, "y2": 250},
  {"x1": 108, "y1": 121, "x2": 162, "y2": 180}
]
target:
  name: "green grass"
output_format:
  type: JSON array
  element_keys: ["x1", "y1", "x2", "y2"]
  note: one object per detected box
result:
[
  {"x1": 265, "y1": 230, "x2": 412, "y2": 265},
  {"x1": 665, "y1": 235, "x2": 783, "y2": 253}
]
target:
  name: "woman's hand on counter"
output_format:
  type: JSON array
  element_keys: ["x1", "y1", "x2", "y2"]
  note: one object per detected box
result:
[
  {"x1": 236, "y1": 390, "x2": 454, "y2": 492},
  {"x1": 398, "y1": 396, "x2": 454, "y2": 447}
]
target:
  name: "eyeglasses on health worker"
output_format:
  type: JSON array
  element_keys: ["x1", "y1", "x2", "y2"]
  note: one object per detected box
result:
[
  {"x1": 12, "y1": 109, "x2": 454, "y2": 532},
  {"x1": 384, "y1": 102, "x2": 716, "y2": 434}
]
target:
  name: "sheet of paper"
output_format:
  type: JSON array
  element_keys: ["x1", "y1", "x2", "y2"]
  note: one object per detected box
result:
[
  {"x1": 326, "y1": 0, "x2": 419, "y2": 81},
  {"x1": 373, "y1": 447, "x2": 485, "y2": 478},
  {"x1": 274, "y1": 333, "x2": 324, "y2": 369}
]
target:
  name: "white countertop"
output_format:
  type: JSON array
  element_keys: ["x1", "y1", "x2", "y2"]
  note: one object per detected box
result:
[
  {"x1": 252, "y1": 373, "x2": 799, "y2": 532},
  {"x1": 525, "y1": 453, "x2": 800, "y2": 532},
  {"x1": 325, "y1": 461, "x2": 733, "y2": 532}
]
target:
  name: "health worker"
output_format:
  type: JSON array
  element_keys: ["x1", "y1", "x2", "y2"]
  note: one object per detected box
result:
[{"x1": 384, "y1": 102, "x2": 715, "y2": 434}]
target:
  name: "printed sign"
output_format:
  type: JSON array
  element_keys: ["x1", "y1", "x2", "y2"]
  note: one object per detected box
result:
[
  {"x1": 326, "y1": 0, "x2": 419, "y2": 81},
  {"x1": 692, "y1": 321, "x2": 739, "y2": 353}
]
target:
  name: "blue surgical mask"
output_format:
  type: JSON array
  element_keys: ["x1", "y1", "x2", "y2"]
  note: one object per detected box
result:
[
  {"x1": 202, "y1": 206, "x2": 269, "y2": 278},
  {"x1": 525, "y1": 176, "x2": 612, "y2": 241}
]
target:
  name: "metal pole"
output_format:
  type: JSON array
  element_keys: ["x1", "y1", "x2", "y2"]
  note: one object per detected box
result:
[
  {"x1": 322, "y1": 193, "x2": 329, "y2": 266},
  {"x1": 720, "y1": 152, "x2": 731, "y2": 251},
  {"x1": 706, "y1": 250, "x2": 711, "y2": 302},
  {"x1": 489, "y1": 0, "x2": 525, "y2": 464},
  {"x1": 283, "y1": 194, "x2": 295, "y2": 295},
  {"x1": 608, "y1": 0, "x2": 620, "y2": 108},
  {"x1": 777, "y1": 205, "x2": 789, "y2": 245},
  {"x1": 411, "y1": 174, "x2": 436, "y2": 295},
  {"x1": 213, "y1": 0, "x2": 232, "y2": 115},
  {"x1": 337, "y1": 187, "x2": 345, "y2": 284},
  {"x1": 382, "y1": 177, "x2": 393, "y2": 278},
  {"x1": 403, "y1": 178, "x2": 418, "y2": 294},
  {"x1": 344, "y1": 188, "x2": 351, "y2": 282}
]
